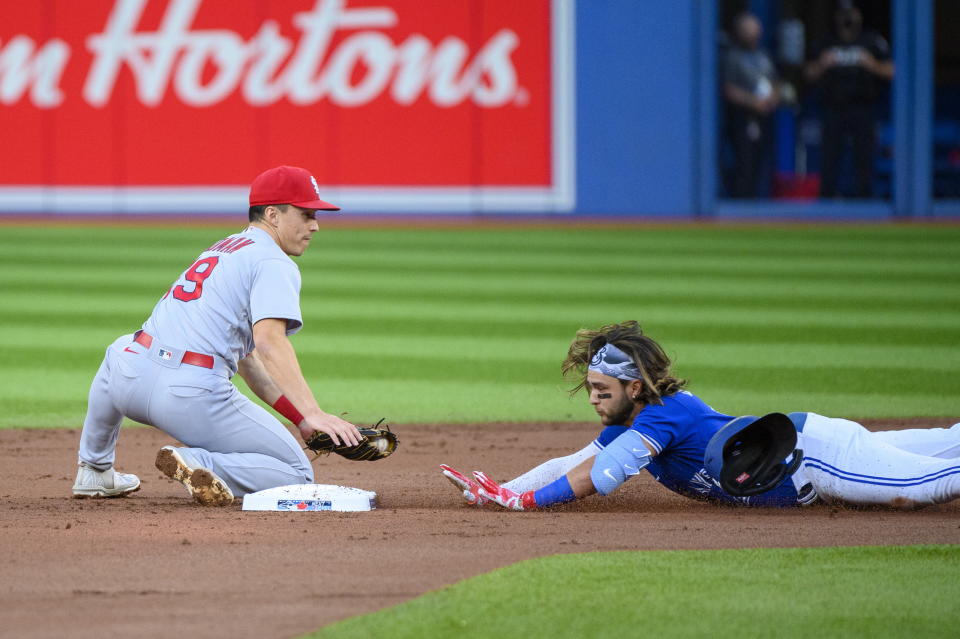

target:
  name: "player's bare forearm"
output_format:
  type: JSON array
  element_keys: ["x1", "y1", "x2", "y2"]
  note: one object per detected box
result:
[
  {"x1": 237, "y1": 351, "x2": 283, "y2": 406},
  {"x1": 252, "y1": 319, "x2": 321, "y2": 418},
  {"x1": 252, "y1": 318, "x2": 361, "y2": 445}
]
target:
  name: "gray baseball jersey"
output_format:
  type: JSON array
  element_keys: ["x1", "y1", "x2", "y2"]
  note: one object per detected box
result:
[
  {"x1": 77, "y1": 225, "x2": 314, "y2": 496},
  {"x1": 143, "y1": 226, "x2": 303, "y2": 377}
]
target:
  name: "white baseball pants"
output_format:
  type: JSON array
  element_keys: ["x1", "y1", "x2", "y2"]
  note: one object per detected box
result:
[{"x1": 799, "y1": 413, "x2": 960, "y2": 508}]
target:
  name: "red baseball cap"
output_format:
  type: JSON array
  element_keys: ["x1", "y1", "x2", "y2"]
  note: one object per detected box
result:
[{"x1": 249, "y1": 165, "x2": 340, "y2": 211}]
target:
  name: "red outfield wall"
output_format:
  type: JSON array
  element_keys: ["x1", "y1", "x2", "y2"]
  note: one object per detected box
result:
[{"x1": 0, "y1": 0, "x2": 575, "y2": 213}]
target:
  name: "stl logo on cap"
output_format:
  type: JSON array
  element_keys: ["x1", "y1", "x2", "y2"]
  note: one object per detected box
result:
[{"x1": 249, "y1": 165, "x2": 340, "y2": 211}]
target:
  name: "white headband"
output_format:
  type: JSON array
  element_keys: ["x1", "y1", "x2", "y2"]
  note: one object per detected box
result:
[{"x1": 588, "y1": 343, "x2": 641, "y2": 381}]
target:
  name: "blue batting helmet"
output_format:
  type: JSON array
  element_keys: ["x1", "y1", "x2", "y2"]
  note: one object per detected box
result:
[{"x1": 704, "y1": 413, "x2": 803, "y2": 497}]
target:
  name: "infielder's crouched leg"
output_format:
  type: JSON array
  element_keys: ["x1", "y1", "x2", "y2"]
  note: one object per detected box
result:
[
  {"x1": 148, "y1": 369, "x2": 313, "y2": 497},
  {"x1": 77, "y1": 338, "x2": 129, "y2": 470}
]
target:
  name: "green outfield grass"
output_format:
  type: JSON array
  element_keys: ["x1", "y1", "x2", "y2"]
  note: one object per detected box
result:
[
  {"x1": 0, "y1": 224, "x2": 958, "y2": 427},
  {"x1": 306, "y1": 545, "x2": 960, "y2": 639}
]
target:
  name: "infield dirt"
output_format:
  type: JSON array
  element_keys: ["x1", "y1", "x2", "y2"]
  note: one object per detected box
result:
[{"x1": 2, "y1": 420, "x2": 959, "y2": 639}]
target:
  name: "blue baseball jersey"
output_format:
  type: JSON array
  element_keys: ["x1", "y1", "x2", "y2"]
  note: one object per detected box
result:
[{"x1": 594, "y1": 391, "x2": 803, "y2": 507}]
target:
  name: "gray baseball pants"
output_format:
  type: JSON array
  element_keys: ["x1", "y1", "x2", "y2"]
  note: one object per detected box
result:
[{"x1": 77, "y1": 334, "x2": 313, "y2": 496}]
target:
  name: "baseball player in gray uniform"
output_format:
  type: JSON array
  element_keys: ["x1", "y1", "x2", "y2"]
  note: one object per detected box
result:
[{"x1": 72, "y1": 165, "x2": 362, "y2": 505}]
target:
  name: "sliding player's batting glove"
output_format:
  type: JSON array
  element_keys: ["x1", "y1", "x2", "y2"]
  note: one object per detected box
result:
[
  {"x1": 440, "y1": 464, "x2": 489, "y2": 506},
  {"x1": 473, "y1": 471, "x2": 537, "y2": 511}
]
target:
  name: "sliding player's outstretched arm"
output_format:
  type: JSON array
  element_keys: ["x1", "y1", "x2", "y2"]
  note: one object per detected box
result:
[
  {"x1": 441, "y1": 442, "x2": 599, "y2": 506},
  {"x1": 473, "y1": 430, "x2": 656, "y2": 510}
]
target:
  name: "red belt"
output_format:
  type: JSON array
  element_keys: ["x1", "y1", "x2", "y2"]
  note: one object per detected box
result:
[{"x1": 134, "y1": 331, "x2": 214, "y2": 369}]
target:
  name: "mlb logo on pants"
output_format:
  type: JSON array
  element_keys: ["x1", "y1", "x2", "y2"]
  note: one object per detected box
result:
[{"x1": 159, "y1": 349, "x2": 173, "y2": 361}]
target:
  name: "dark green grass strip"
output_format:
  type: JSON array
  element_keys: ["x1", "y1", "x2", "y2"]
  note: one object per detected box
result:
[
  {"x1": 6, "y1": 314, "x2": 956, "y2": 350},
  {"x1": 1, "y1": 343, "x2": 956, "y2": 397},
  {"x1": 5, "y1": 248, "x2": 955, "y2": 282},
  {"x1": 6, "y1": 277, "x2": 959, "y2": 317},
  {"x1": 305, "y1": 545, "x2": 960, "y2": 639}
]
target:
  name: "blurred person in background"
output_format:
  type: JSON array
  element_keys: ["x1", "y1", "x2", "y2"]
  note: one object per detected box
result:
[
  {"x1": 805, "y1": 4, "x2": 894, "y2": 199},
  {"x1": 722, "y1": 12, "x2": 781, "y2": 198}
]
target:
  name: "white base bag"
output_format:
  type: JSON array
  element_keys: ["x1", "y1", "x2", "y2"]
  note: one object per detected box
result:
[{"x1": 242, "y1": 484, "x2": 376, "y2": 512}]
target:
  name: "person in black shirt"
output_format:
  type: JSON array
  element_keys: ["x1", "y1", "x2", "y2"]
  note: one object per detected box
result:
[
  {"x1": 805, "y1": 6, "x2": 895, "y2": 199},
  {"x1": 722, "y1": 12, "x2": 780, "y2": 198}
]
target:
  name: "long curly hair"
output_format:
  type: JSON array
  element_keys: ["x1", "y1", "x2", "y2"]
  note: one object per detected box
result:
[{"x1": 561, "y1": 320, "x2": 687, "y2": 405}]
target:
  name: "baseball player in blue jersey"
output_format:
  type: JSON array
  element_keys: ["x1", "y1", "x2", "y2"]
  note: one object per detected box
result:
[
  {"x1": 72, "y1": 165, "x2": 363, "y2": 505},
  {"x1": 442, "y1": 321, "x2": 960, "y2": 510}
]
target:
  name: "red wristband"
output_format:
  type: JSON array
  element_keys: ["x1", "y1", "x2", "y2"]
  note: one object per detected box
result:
[
  {"x1": 521, "y1": 490, "x2": 538, "y2": 510},
  {"x1": 272, "y1": 395, "x2": 304, "y2": 425}
]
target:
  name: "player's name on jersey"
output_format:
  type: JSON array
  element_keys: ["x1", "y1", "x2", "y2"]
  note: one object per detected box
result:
[{"x1": 206, "y1": 237, "x2": 255, "y2": 254}]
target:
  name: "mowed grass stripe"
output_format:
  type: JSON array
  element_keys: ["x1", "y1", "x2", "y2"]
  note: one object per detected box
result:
[
  {"x1": 3, "y1": 342, "x2": 954, "y2": 396},
  {"x1": 1, "y1": 296, "x2": 954, "y2": 330},
  {"x1": 3, "y1": 228, "x2": 958, "y2": 273},
  {"x1": 305, "y1": 546, "x2": 960, "y2": 639},
  {"x1": 6, "y1": 269, "x2": 959, "y2": 315},
  {"x1": 5, "y1": 223, "x2": 956, "y2": 255},
  {"x1": 7, "y1": 267, "x2": 959, "y2": 317},
  {"x1": 2, "y1": 311, "x2": 958, "y2": 349},
  {"x1": 5, "y1": 253, "x2": 956, "y2": 285},
  {"x1": 312, "y1": 227, "x2": 957, "y2": 257},
  {"x1": 5, "y1": 321, "x2": 959, "y2": 380},
  {"x1": 3, "y1": 326, "x2": 958, "y2": 373},
  {"x1": 4, "y1": 284, "x2": 958, "y2": 331}
]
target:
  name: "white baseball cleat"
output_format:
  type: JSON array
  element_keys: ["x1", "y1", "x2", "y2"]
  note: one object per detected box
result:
[
  {"x1": 72, "y1": 462, "x2": 141, "y2": 498},
  {"x1": 155, "y1": 446, "x2": 234, "y2": 507}
]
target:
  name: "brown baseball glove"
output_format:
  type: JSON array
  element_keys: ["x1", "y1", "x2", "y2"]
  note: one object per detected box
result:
[{"x1": 304, "y1": 418, "x2": 398, "y2": 461}]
